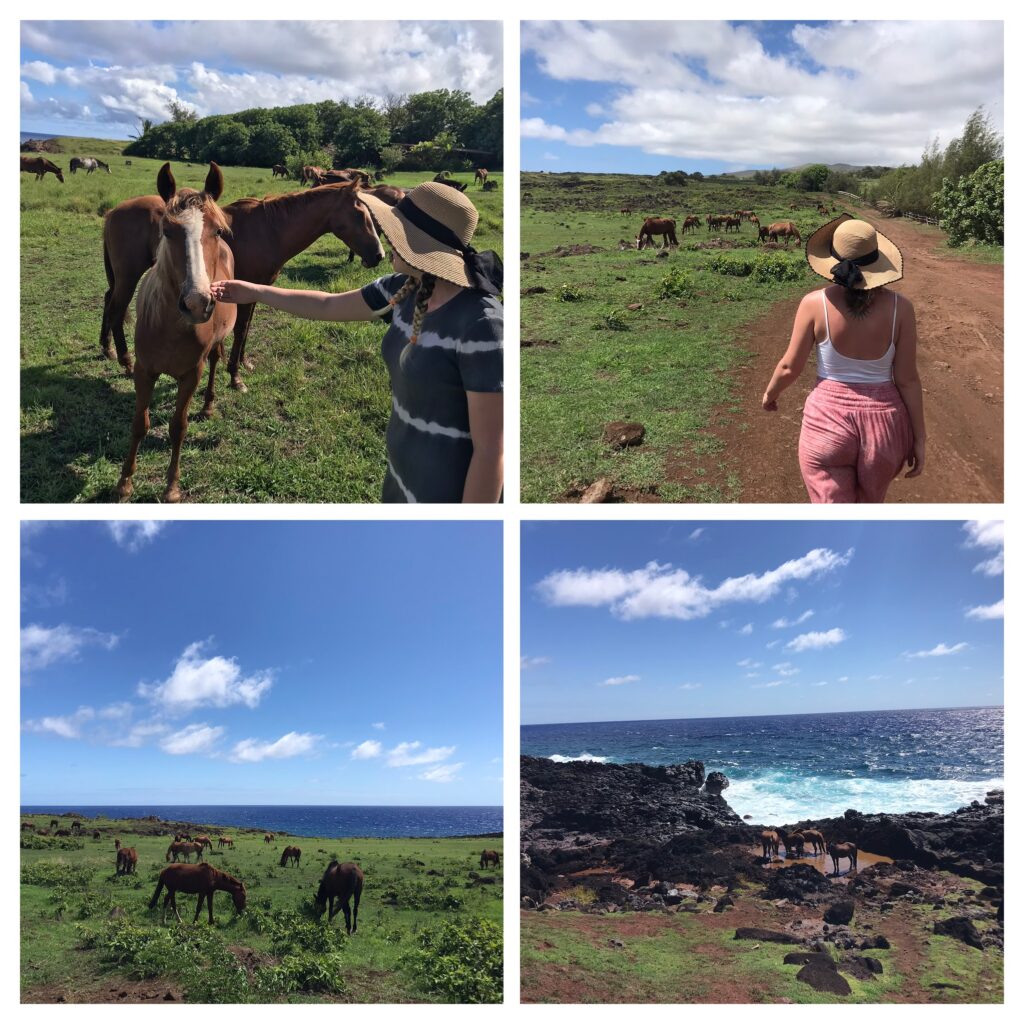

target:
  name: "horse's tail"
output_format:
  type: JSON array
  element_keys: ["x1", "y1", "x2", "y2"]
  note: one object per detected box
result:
[{"x1": 149, "y1": 874, "x2": 165, "y2": 909}]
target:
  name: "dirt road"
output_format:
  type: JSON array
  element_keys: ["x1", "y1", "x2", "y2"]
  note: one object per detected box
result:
[{"x1": 700, "y1": 210, "x2": 1003, "y2": 503}]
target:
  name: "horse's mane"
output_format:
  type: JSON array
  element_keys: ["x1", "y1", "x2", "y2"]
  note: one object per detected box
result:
[{"x1": 226, "y1": 180, "x2": 361, "y2": 223}]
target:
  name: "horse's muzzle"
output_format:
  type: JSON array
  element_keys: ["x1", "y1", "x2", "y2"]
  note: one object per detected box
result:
[{"x1": 179, "y1": 295, "x2": 216, "y2": 323}]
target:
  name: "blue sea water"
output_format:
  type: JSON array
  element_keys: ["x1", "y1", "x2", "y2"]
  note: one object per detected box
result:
[
  {"x1": 21, "y1": 131, "x2": 56, "y2": 143},
  {"x1": 522, "y1": 707, "x2": 1003, "y2": 821},
  {"x1": 19, "y1": 805, "x2": 502, "y2": 839}
]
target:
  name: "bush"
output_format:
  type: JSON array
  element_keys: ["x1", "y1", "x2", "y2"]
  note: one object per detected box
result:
[
  {"x1": 21, "y1": 861, "x2": 91, "y2": 886},
  {"x1": 595, "y1": 311, "x2": 629, "y2": 331},
  {"x1": 21, "y1": 834, "x2": 85, "y2": 852},
  {"x1": 403, "y1": 918, "x2": 502, "y2": 1003},
  {"x1": 706, "y1": 254, "x2": 754, "y2": 277},
  {"x1": 659, "y1": 268, "x2": 695, "y2": 300},
  {"x1": 935, "y1": 159, "x2": 1003, "y2": 247},
  {"x1": 285, "y1": 149, "x2": 333, "y2": 180},
  {"x1": 563, "y1": 885, "x2": 597, "y2": 906},
  {"x1": 751, "y1": 252, "x2": 805, "y2": 283},
  {"x1": 266, "y1": 952, "x2": 348, "y2": 995},
  {"x1": 557, "y1": 284, "x2": 585, "y2": 302}
]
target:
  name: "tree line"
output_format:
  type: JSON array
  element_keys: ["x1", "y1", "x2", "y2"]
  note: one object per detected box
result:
[{"x1": 123, "y1": 89, "x2": 503, "y2": 173}]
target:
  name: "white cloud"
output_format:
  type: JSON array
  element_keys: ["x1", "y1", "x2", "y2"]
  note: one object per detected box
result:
[
  {"x1": 773, "y1": 662, "x2": 800, "y2": 676},
  {"x1": 753, "y1": 680, "x2": 787, "y2": 689},
  {"x1": 813, "y1": 681, "x2": 829, "y2": 687},
  {"x1": 838, "y1": 676, "x2": 849, "y2": 683},
  {"x1": 679, "y1": 683, "x2": 702, "y2": 690},
  {"x1": 419, "y1": 762, "x2": 464, "y2": 783},
  {"x1": 688, "y1": 528, "x2": 705, "y2": 541},
  {"x1": 230, "y1": 731, "x2": 320, "y2": 763},
  {"x1": 111, "y1": 720, "x2": 169, "y2": 748},
  {"x1": 23, "y1": 706, "x2": 96, "y2": 739},
  {"x1": 106, "y1": 520, "x2": 167, "y2": 552},
  {"x1": 520, "y1": 655, "x2": 551, "y2": 670},
  {"x1": 521, "y1": 21, "x2": 1002, "y2": 168},
  {"x1": 772, "y1": 610, "x2": 814, "y2": 629},
  {"x1": 138, "y1": 640, "x2": 273, "y2": 712},
  {"x1": 21, "y1": 623, "x2": 120, "y2": 671},
  {"x1": 963, "y1": 521, "x2": 1004, "y2": 576},
  {"x1": 372, "y1": 722, "x2": 386, "y2": 730},
  {"x1": 786, "y1": 628, "x2": 846, "y2": 653},
  {"x1": 536, "y1": 548, "x2": 852, "y2": 621},
  {"x1": 600, "y1": 674, "x2": 640, "y2": 687},
  {"x1": 966, "y1": 599, "x2": 1004, "y2": 621},
  {"x1": 738, "y1": 623, "x2": 753, "y2": 636},
  {"x1": 351, "y1": 739, "x2": 383, "y2": 760},
  {"x1": 737, "y1": 659, "x2": 761, "y2": 669},
  {"x1": 906, "y1": 642, "x2": 968, "y2": 658},
  {"x1": 160, "y1": 723, "x2": 224, "y2": 755},
  {"x1": 387, "y1": 741, "x2": 457, "y2": 767}
]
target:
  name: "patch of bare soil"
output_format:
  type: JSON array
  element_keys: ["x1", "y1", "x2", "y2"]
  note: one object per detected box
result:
[
  {"x1": 535, "y1": 243, "x2": 607, "y2": 258},
  {"x1": 686, "y1": 207, "x2": 1003, "y2": 502},
  {"x1": 23, "y1": 979, "x2": 184, "y2": 1004}
]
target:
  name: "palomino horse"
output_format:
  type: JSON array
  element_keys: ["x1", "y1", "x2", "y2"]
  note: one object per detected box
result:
[
  {"x1": 166, "y1": 840, "x2": 205, "y2": 863},
  {"x1": 279, "y1": 846, "x2": 301, "y2": 867},
  {"x1": 636, "y1": 217, "x2": 678, "y2": 249},
  {"x1": 801, "y1": 829, "x2": 827, "y2": 856},
  {"x1": 480, "y1": 849, "x2": 500, "y2": 869},
  {"x1": 271, "y1": 164, "x2": 288, "y2": 178},
  {"x1": 314, "y1": 861, "x2": 363, "y2": 933},
  {"x1": 474, "y1": 168, "x2": 489, "y2": 185},
  {"x1": 100, "y1": 177, "x2": 383, "y2": 390},
  {"x1": 149, "y1": 863, "x2": 246, "y2": 924},
  {"x1": 116, "y1": 163, "x2": 236, "y2": 503},
  {"x1": 217, "y1": 836, "x2": 234, "y2": 848},
  {"x1": 116, "y1": 847, "x2": 138, "y2": 875},
  {"x1": 766, "y1": 221, "x2": 802, "y2": 246},
  {"x1": 760, "y1": 830, "x2": 780, "y2": 862},
  {"x1": 21, "y1": 155, "x2": 64, "y2": 182},
  {"x1": 828, "y1": 842, "x2": 858, "y2": 876}
]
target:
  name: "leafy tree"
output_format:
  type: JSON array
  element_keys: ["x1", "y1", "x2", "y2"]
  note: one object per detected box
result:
[
  {"x1": 200, "y1": 120, "x2": 252, "y2": 164},
  {"x1": 936, "y1": 159, "x2": 1003, "y2": 246},
  {"x1": 400, "y1": 89, "x2": 476, "y2": 144},
  {"x1": 378, "y1": 145, "x2": 405, "y2": 175},
  {"x1": 167, "y1": 99, "x2": 198, "y2": 124},
  {"x1": 247, "y1": 122, "x2": 297, "y2": 166},
  {"x1": 332, "y1": 102, "x2": 390, "y2": 167}
]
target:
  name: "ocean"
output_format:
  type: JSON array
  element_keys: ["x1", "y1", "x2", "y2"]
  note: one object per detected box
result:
[
  {"x1": 18, "y1": 805, "x2": 502, "y2": 839},
  {"x1": 21, "y1": 131, "x2": 57, "y2": 143},
  {"x1": 521, "y1": 706, "x2": 1003, "y2": 822}
]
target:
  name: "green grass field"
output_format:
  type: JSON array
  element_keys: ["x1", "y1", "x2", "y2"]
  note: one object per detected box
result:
[
  {"x1": 20, "y1": 138, "x2": 502, "y2": 503},
  {"x1": 20, "y1": 814, "x2": 503, "y2": 1003},
  {"x1": 520, "y1": 173, "x2": 848, "y2": 503}
]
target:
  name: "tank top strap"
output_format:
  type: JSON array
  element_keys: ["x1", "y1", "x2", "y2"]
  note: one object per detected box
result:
[
  {"x1": 890, "y1": 291, "x2": 899, "y2": 346},
  {"x1": 820, "y1": 288, "x2": 831, "y2": 342}
]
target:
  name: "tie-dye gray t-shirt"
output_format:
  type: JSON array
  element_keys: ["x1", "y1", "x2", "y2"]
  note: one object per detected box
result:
[{"x1": 361, "y1": 273, "x2": 503, "y2": 503}]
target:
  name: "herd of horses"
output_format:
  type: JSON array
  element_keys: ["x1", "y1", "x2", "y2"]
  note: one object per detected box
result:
[
  {"x1": 634, "y1": 208, "x2": 812, "y2": 250},
  {"x1": 760, "y1": 828, "x2": 859, "y2": 876}
]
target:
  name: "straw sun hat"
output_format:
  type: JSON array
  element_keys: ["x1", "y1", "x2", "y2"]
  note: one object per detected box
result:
[
  {"x1": 806, "y1": 214, "x2": 903, "y2": 290},
  {"x1": 358, "y1": 181, "x2": 502, "y2": 295}
]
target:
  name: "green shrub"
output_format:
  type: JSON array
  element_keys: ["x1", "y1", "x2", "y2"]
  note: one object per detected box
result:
[
  {"x1": 659, "y1": 267, "x2": 695, "y2": 300},
  {"x1": 557, "y1": 284, "x2": 585, "y2": 302},
  {"x1": 706, "y1": 254, "x2": 754, "y2": 277},
  {"x1": 265, "y1": 952, "x2": 348, "y2": 995},
  {"x1": 563, "y1": 885, "x2": 597, "y2": 906},
  {"x1": 403, "y1": 917, "x2": 502, "y2": 1003},
  {"x1": 21, "y1": 834, "x2": 85, "y2": 852},
  {"x1": 21, "y1": 861, "x2": 91, "y2": 886},
  {"x1": 935, "y1": 159, "x2": 1003, "y2": 246},
  {"x1": 751, "y1": 251, "x2": 804, "y2": 283},
  {"x1": 595, "y1": 311, "x2": 630, "y2": 331}
]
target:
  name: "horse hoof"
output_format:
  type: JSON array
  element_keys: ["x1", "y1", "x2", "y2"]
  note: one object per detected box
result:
[
  {"x1": 229, "y1": 377, "x2": 248, "y2": 393},
  {"x1": 120, "y1": 361, "x2": 134, "y2": 378},
  {"x1": 163, "y1": 486, "x2": 182, "y2": 504},
  {"x1": 116, "y1": 481, "x2": 133, "y2": 502},
  {"x1": 242, "y1": 358, "x2": 257, "y2": 371},
  {"x1": 195, "y1": 406, "x2": 216, "y2": 421},
  {"x1": 102, "y1": 346, "x2": 116, "y2": 361}
]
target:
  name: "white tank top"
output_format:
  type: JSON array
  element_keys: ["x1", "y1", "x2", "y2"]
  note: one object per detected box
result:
[{"x1": 816, "y1": 289, "x2": 897, "y2": 384}]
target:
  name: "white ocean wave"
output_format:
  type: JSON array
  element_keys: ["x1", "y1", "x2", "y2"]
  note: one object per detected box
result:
[
  {"x1": 546, "y1": 752, "x2": 610, "y2": 763},
  {"x1": 727, "y1": 773, "x2": 1004, "y2": 824}
]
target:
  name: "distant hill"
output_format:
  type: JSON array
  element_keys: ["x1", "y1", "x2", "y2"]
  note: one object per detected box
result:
[{"x1": 722, "y1": 162, "x2": 865, "y2": 180}]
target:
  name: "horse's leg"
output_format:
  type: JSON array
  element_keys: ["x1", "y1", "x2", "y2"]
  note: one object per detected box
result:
[
  {"x1": 193, "y1": 893, "x2": 204, "y2": 924},
  {"x1": 352, "y1": 888, "x2": 359, "y2": 934},
  {"x1": 227, "y1": 303, "x2": 256, "y2": 390},
  {"x1": 117, "y1": 367, "x2": 157, "y2": 501},
  {"x1": 107, "y1": 268, "x2": 146, "y2": 375},
  {"x1": 342, "y1": 897, "x2": 352, "y2": 935},
  {"x1": 164, "y1": 368, "x2": 201, "y2": 503}
]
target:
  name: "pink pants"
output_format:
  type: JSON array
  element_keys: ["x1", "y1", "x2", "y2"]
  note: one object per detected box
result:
[{"x1": 798, "y1": 379, "x2": 912, "y2": 503}]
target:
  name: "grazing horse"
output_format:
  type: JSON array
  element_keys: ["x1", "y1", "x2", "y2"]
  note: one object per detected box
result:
[
  {"x1": 71, "y1": 821, "x2": 82, "y2": 831},
  {"x1": 479, "y1": 849, "x2": 500, "y2": 869},
  {"x1": 620, "y1": 207, "x2": 633, "y2": 215},
  {"x1": 50, "y1": 819, "x2": 59, "y2": 830},
  {"x1": 271, "y1": 164, "x2": 288, "y2": 178},
  {"x1": 100, "y1": 177, "x2": 383, "y2": 390},
  {"x1": 21, "y1": 822, "x2": 33, "y2": 831},
  {"x1": 474, "y1": 168, "x2": 489, "y2": 186},
  {"x1": 828, "y1": 842, "x2": 858, "y2": 876},
  {"x1": 767, "y1": 221, "x2": 801, "y2": 246},
  {"x1": 801, "y1": 829, "x2": 827, "y2": 856},
  {"x1": 115, "y1": 163, "x2": 236, "y2": 503},
  {"x1": 313, "y1": 168, "x2": 372, "y2": 189},
  {"x1": 681, "y1": 215, "x2": 701, "y2": 235},
  {"x1": 81, "y1": 158, "x2": 109, "y2": 174},
  {"x1": 116, "y1": 847, "x2": 138, "y2": 875},
  {"x1": 301, "y1": 165, "x2": 324, "y2": 186},
  {"x1": 758, "y1": 226, "x2": 771, "y2": 243},
  {"x1": 264, "y1": 833, "x2": 274, "y2": 844},
  {"x1": 114, "y1": 839, "x2": 121, "y2": 850},
  {"x1": 436, "y1": 178, "x2": 467, "y2": 192},
  {"x1": 723, "y1": 216, "x2": 742, "y2": 233},
  {"x1": 784, "y1": 832, "x2": 806, "y2": 858},
  {"x1": 166, "y1": 840, "x2": 204, "y2": 863},
  {"x1": 750, "y1": 215, "x2": 760, "y2": 232},
  {"x1": 314, "y1": 861, "x2": 363, "y2": 934},
  {"x1": 760, "y1": 830, "x2": 780, "y2": 862},
  {"x1": 636, "y1": 216, "x2": 678, "y2": 250},
  {"x1": 149, "y1": 863, "x2": 246, "y2": 925},
  {"x1": 55, "y1": 829, "x2": 71, "y2": 837},
  {"x1": 194, "y1": 835, "x2": 213, "y2": 851},
  {"x1": 93, "y1": 830, "x2": 101, "y2": 840},
  {"x1": 217, "y1": 836, "x2": 234, "y2": 848},
  {"x1": 279, "y1": 846, "x2": 301, "y2": 867},
  {"x1": 21, "y1": 155, "x2": 64, "y2": 183}
]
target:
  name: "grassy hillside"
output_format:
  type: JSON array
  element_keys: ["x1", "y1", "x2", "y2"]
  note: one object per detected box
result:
[
  {"x1": 20, "y1": 813, "x2": 503, "y2": 1003},
  {"x1": 20, "y1": 143, "x2": 502, "y2": 503}
]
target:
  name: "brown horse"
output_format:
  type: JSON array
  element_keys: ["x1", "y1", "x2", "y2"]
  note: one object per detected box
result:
[
  {"x1": 760, "y1": 830, "x2": 780, "y2": 862},
  {"x1": 801, "y1": 829, "x2": 827, "y2": 856},
  {"x1": 314, "y1": 861, "x2": 363, "y2": 933},
  {"x1": 21, "y1": 155, "x2": 64, "y2": 182},
  {"x1": 301, "y1": 165, "x2": 324, "y2": 186},
  {"x1": 767, "y1": 221, "x2": 801, "y2": 246},
  {"x1": 50, "y1": 819, "x2": 59, "y2": 830},
  {"x1": 681, "y1": 215, "x2": 701, "y2": 235},
  {"x1": 21, "y1": 822, "x2": 33, "y2": 831},
  {"x1": 92, "y1": 830, "x2": 101, "y2": 840},
  {"x1": 750, "y1": 215, "x2": 761, "y2": 232},
  {"x1": 194, "y1": 835, "x2": 213, "y2": 851},
  {"x1": 479, "y1": 849, "x2": 500, "y2": 869},
  {"x1": 279, "y1": 846, "x2": 301, "y2": 867},
  {"x1": 100, "y1": 178, "x2": 383, "y2": 389},
  {"x1": 723, "y1": 215, "x2": 742, "y2": 233},
  {"x1": 115, "y1": 163, "x2": 236, "y2": 503},
  {"x1": 828, "y1": 841, "x2": 858, "y2": 876},
  {"x1": 311, "y1": 168, "x2": 371, "y2": 188},
  {"x1": 784, "y1": 832, "x2": 806, "y2": 858},
  {"x1": 166, "y1": 840, "x2": 204, "y2": 863},
  {"x1": 149, "y1": 863, "x2": 246, "y2": 924},
  {"x1": 345, "y1": 184, "x2": 404, "y2": 262},
  {"x1": 636, "y1": 217, "x2": 678, "y2": 249},
  {"x1": 433, "y1": 172, "x2": 468, "y2": 192},
  {"x1": 271, "y1": 164, "x2": 288, "y2": 178},
  {"x1": 474, "y1": 168, "x2": 489, "y2": 186},
  {"x1": 620, "y1": 206, "x2": 633, "y2": 215},
  {"x1": 217, "y1": 836, "x2": 234, "y2": 848},
  {"x1": 116, "y1": 847, "x2": 138, "y2": 875},
  {"x1": 71, "y1": 821, "x2": 82, "y2": 831},
  {"x1": 264, "y1": 833, "x2": 274, "y2": 844},
  {"x1": 114, "y1": 839, "x2": 121, "y2": 850}
]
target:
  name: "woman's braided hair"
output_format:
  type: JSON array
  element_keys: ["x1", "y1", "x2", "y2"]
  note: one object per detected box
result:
[
  {"x1": 840, "y1": 286, "x2": 875, "y2": 320},
  {"x1": 387, "y1": 272, "x2": 438, "y2": 344}
]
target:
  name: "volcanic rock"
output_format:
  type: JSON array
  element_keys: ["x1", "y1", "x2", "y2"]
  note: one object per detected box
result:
[
  {"x1": 796, "y1": 961, "x2": 851, "y2": 996},
  {"x1": 824, "y1": 900, "x2": 855, "y2": 925},
  {"x1": 934, "y1": 916, "x2": 985, "y2": 950},
  {"x1": 734, "y1": 927, "x2": 800, "y2": 944}
]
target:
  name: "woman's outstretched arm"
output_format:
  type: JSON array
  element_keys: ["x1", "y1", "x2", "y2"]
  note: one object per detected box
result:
[
  {"x1": 462, "y1": 391, "x2": 504, "y2": 503},
  {"x1": 892, "y1": 296, "x2": 926, "y2": 478},
  {"x1": 210, "y1": 280, "x2": 375, "y2": 322},
  {"x1": 762, "y1": 291, "x2": 818, "y2": 410}
]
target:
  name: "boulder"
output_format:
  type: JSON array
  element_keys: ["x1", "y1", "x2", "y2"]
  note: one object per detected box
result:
[
  {"x1": 734, "y1": 927, "x2": 800, "y2": 944},
  {"x1": 824, "y1": 900, "x2": 855, "y2": 925},
  {"x1": 934, "y1": 916, "x2": 984, "y2": 950},
  {"x1": 796, "y1": 961, "x2": 852, "y2": 996},
  {"x1": 704, "y1": 771, "x2": 730, "y2": 796}
]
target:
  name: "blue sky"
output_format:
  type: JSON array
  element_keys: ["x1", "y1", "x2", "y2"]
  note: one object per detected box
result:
[
  {"x1": 521, "y1": 20, "x2": 1004, "y2": 173},
  {"x1": 21, "y1": 521, "x2": 502, "y2": 805},
  {"x1": 521, "y1": 521, "x2": 1004, "y2": 725},
  {"x1": 21, "y1": 21, "x2": 502, "y2": 140}
]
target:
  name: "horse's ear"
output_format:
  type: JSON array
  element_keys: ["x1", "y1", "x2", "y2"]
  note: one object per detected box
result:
[
  {"x1": 157, "y1": 163, "x2": 176, "y2": 203},
  {"x1": 205, "y1": 162, "x2": 224, "y2": 201}
]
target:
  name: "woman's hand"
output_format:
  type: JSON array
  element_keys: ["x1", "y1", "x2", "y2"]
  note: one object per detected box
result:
[
  {"x1": 210, "y1": 279, "x2": 262, "y2": 305},
  {"x1": 905, "y1": 438, "x2": 926, "y2": 478},
  {"x1": 762, "y1": 391, "x2": 779, "y2": 412}
]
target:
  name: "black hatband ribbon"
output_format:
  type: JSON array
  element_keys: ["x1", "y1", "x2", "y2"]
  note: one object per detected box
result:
[
  {"x1": 829, "y1": 241, "x2": 879, "y2": 289},
  {"x1": 395, "y1": 196, "x2": 503, "y2": 296}
]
